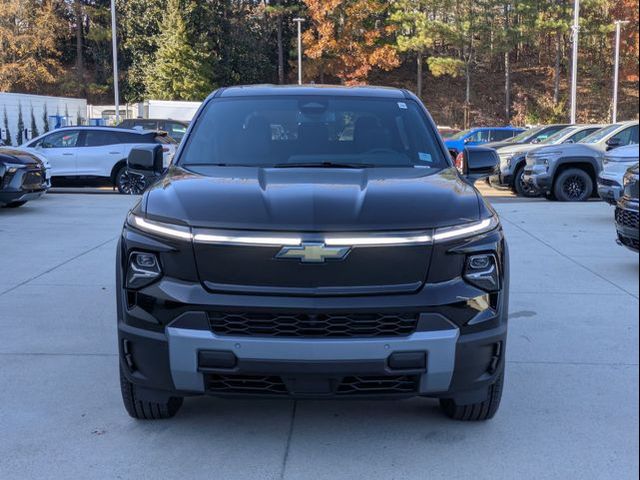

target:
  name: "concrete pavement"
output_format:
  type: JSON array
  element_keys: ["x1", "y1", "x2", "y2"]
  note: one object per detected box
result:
[{"x1": 0, "y1": 193, "x2": 638, "y2": 480}]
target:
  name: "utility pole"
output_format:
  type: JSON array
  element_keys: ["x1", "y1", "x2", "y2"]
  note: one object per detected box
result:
[
  {"x1": 569, "y1": 0, "x2": 580, "y2": 124},
  {"x1": 110, "y1": 0, "x2": 120, "y2": 124},
  {"x1": 293, "y1": 18, "x2": 305, "y2": 85},
  {"x1": 612, "y1": 20, "x2": 630, "y2": 123}
]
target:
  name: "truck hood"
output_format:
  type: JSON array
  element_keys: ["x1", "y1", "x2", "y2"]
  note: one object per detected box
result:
[
  {"x1": 144, "y1": 166, "x2": 482, "y2": 231},
  {"x1": 529, "y1": 143, "x2": 604, "y2": 157}
]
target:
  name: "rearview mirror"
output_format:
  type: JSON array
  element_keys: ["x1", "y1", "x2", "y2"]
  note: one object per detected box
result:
[
  {"x1": 461, "y1": 146, "x2": 499, "y2": 181},
  {"x1": 605, "y1": 137, "x2": 622, "y2": 151},
  {"x1": 127, "y1": 145, "x2": 164, "y2": 175}
]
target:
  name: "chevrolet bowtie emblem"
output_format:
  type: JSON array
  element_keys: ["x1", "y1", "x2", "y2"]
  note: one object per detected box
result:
[{"x1": 275, "y1": 242, "x2": 351, "y2": 263}]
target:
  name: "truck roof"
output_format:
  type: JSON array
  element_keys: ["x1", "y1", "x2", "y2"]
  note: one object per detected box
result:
[{"x1": 218, "y1": 84, "x2": 407, "y2": 99}]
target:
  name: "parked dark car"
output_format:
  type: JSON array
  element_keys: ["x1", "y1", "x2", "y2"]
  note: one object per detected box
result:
[
  {"x1": 0, "y1": 148, "x2": 49, "y2": 208},
  {"x1": 615, "y1": 163, "x2": 639, "y2": 252},
  {"x1": 445, "y1": 126, "x2": 524, "y2": 155},
  {"x1": 117, "y1": 85, "x2": 508, "y2": 422},
  {"x1": 117, "y1": 119, "x2": 189, "y2": 142}
]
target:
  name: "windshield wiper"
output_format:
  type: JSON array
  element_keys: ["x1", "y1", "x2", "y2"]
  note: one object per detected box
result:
[{"x1": 272, "y1": 162, "x2": 376, "y2": 169}]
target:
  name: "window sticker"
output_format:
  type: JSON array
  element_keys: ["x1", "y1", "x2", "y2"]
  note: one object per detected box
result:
[
  {"x1": 397, "y1": 102, "x2": 408, "y2": 110},
  {"x1": 418, "y1": 152, "x2": 433, "y2": 163}
]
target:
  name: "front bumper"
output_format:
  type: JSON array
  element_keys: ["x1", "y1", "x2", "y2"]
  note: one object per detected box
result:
[
  {"x1": 0, "y1": 165, "x2": 48, "y2": 205},
  {"x1": 522, "y1": 168, "x2": 552, "y2": 193},
  {"x1": 598, "y1": 175, "x2": 623, "y2": 205},
  {"x1": 615, "y1": 198, "x2": 639, "y2": 252}
]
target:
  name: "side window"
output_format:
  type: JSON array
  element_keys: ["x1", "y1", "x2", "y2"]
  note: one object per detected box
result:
[
  {"x1": 467, "y1": 130, "x2": 491, "y2": 143},
  {"x1": 569, "y1": 129, "x2": 597, "y2": 143},
  {"x1": 490, "y1": 130, "x2": 515, "y2": 141},
  {"x1": 84, "y1": 131, "x2": 119, "y2": 147},
  {"x1": 535, "y1": 126, "x2": 563, "y2": 142},
  {"x1": 612, "y1": 126, "x2": 639, "y2": 146},
  {"x1": 41, "y1": 130, "x2": 80, "y2": 148},
  {"x1": 166, "y1": 122, "x2": 187, "y2": 139}
]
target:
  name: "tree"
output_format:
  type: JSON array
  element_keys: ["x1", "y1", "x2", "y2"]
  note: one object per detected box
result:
[
  {"x1": 145, "y1": 0, "x2": 215, "y2": 100},
  {"x1": 390, "y1": 0, "x2": 439, "y2": 98},
  {"x1": 16, "y1": 104, "x2": 24, "y2": 146},
  {"x1": 43, "y1": 104, "x2": 50, "y2": 133},
  {"x1": 0, "y1": 0, "x2": 64, "y2": 92},
  {"x1": 117, "y1": 0, "x2": 164, "y2": 102},
  {"x1": 265, "y1": 1, "x2": 301, "y2": 84},
  {"x1": 3, "y1": 107, "x2": 12, "y2": 146},
  {"x1": 302, "y1": 0, "x2": 399, "y2": 85},
  {"x1": 30, "y1": 105, "x2": 40, "y2": 139}
]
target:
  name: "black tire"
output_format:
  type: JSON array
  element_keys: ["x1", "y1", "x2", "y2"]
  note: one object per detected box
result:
[
  {"x1": 553, "y1": 168, "x2": 593, "y2": 202},
  {"x1": 4, "y1": 201, "x2": 27, "y2": 208},
  {"x1": 120, "y1": 366, "x2": 183, "y2": 420},
  {"x1": 439, "y1": 372, "x2": 504, "y2": 421},
  {"x1": 115, "y1": 165, "x2": 147, "y2": 195},
  {"x1": 513, "y1": 166, "x2": 540, "y2": 198}
]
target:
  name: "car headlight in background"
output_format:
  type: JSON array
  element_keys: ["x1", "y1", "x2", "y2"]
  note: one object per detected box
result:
[
  {"x1": 528, "y1": 150, "x2": 562, "y2": 165},
  {"x1": 126, "y1": 251, "x2": 161, "y2": 289},
  {"x1": 3, "y1": 163, "x2": 26, "y2": 174}
]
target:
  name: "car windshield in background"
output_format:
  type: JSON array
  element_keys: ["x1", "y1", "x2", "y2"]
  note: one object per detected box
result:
[
  {"x1": 579, "y1": 124, "x2": 620, "y2": 144},
  {"x1": 179, "y1": 96, "x2": 448, "y2": 169},
  {"x1": 509, "y1": 127, "x2": 541, "y2": 143},
  {"x1": 541, "y1": 127, "x2": 577, "y2": 145}
]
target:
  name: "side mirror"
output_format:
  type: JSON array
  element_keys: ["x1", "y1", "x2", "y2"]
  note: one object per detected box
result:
[
  {"x1": 463, "y1": 137, "x2": 472, "y2": 144},
  {"x1": 563, "y1": 139, "x2": 574, "y2": 144},
  {"x1": 605, "y1": 137, "x2": 622, "y2": 151},
  {"x1": 461, "y1": 146, "x2": 499, "y2": 181},
  {"x1": 531, "y1": 138, "x2": 540, "y2": 144},
  {"x1": 448, "y1": 149, "x2": 458, "y2": 160},
  {"x1": 127, "y1": 145, "x2": 164, "y2": 175}
]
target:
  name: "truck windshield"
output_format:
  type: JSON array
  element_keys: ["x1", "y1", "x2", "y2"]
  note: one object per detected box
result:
[
  {"x1": 579, "y1": 124, "x2": 620, "y2": 144},
  {"x1": 179, "y1": 96, "x2": 448, "y2": 169}
]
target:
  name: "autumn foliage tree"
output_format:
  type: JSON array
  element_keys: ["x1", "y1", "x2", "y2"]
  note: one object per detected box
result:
[
  {"x1": 302, "y1": 0, "x2": 399, "y2": 85},
  {"x1": 0, "y1": 0, "x2": 63, "y2": 92}
]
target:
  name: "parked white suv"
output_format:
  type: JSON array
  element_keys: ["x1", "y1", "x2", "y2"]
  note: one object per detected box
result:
[
  {"x1": 598, "y1": 144, "x2": 640, "y2": 205},
  {"x1": 20, "y1": 127, "x2": 177, "y2": 193}
]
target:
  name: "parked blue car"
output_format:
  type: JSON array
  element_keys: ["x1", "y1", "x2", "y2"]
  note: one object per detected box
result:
[{"x1": 444, "y1": 126, "x2": 526, "y2": 155}]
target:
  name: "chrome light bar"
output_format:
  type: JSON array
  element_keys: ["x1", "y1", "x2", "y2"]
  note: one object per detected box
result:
[{"x1": 128, "y1": 213, "x2": 497, "y2": 246}]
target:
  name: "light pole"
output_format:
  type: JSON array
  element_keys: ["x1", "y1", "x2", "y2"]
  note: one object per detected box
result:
[
  {"x1": 612, "y1": 20, "x2": 630, "y2": 123},
  {"x1": 569, "y1": 0, "x2": 580, "y2": 124},
  {"x1": 110, "y1": 0, "x2": 120, "y2": 124},
  {"x1": 293, "y1": 18, "x2": 305, "y2": 85}
]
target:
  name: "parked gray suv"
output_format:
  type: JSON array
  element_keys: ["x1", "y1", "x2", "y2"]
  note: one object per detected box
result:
[{"x1": 523, "y1": 121, "x2": 639, "y2": 201}]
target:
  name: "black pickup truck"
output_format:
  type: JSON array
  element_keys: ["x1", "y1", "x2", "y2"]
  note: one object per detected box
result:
[{"x1": 117, "y1": 85, "x2": 509, "y2": 421}]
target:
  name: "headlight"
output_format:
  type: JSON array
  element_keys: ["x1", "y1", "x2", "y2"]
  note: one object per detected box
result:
[
  {"x1": 433, "y1": 216, "x2": 499, "y2": 243},
  {"x1": 126, "y1": 251, "x2": 161, "y2": 289},
  {"x1": 623, "y1": 172, "x2": 635, "y2": 188},
  {"x1": 464, "y1": 253, "x2": 500, "y2": 292},
  {"x1": 127, "y1": 212, "x2": 192, "y2": 240},
  {"x1": 528, "y1": 150, "x2": 562, "y2": 165},
  {"x1": 3, "y1": 163, "x2": 26, "y2": 174}
]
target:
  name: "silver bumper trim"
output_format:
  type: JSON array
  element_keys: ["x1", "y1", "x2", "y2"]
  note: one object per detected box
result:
[{"x1": 167, "y1": 326, "x2": 459, "y2": 394}]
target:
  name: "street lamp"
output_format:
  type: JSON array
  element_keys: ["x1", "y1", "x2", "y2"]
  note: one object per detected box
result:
[
  {"x1": 110, "y1": 0, "x2": 120, "y2": 124},
  {"x1": 293, "y1": 18, "x2": 305, "y2": 85},
  {"x1": 569, "y1": 0, "x2": 580, "y2": 124},
  {"x1": 612, "y1": 20, "x2": 630, "y2": 123}
]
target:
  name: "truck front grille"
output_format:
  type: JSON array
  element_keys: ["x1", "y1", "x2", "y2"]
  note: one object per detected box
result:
[
  {"x1": 616, "y1": 207, "x2": 639, "y2": 229},
  {"x1": 204, "y1": 374, "x2": 420, "y2": 396},
  {"x1": 208, "y1": 311, "x2": 418, "y2": 338}
]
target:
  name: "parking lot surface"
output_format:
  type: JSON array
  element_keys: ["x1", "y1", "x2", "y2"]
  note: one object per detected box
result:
[{"x1": 1, "y1": 193, "x2": 638, "y2": 480}]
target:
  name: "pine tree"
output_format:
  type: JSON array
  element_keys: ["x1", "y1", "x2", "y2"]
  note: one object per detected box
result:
[
  {"x1": 3, "y1": 106, "x2": 12, "y2": 146},
  {"x1": 145, "y1": 0, "x2": 215, "y2": 100},
  {"x1": 16, "y1": 103, "x2": 24, "y2": 146},
  {"x1": 30, "y1": 105, "x2": 39, "y2": 139},
  {"x1": 42, "y1": 104, "x2": 50, "y2": 132}
]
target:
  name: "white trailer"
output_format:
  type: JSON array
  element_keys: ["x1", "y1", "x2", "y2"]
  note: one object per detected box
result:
[
  {"x1": 144, "y1": 100, "x2": 202, "y2": 122},
  {"x1": 0, "y1": 93, "x2": 87, "y2": 146}
]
